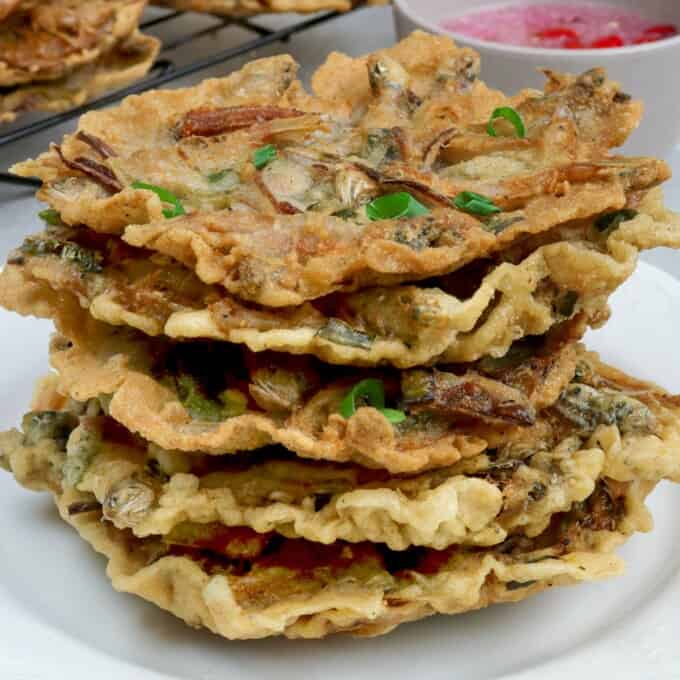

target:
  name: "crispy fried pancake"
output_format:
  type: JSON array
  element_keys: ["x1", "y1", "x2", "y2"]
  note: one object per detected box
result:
[
  {"x1": 0, "y1": 408, "x2": 591, "y2": 551},
  {"x1": 1, "y1": 373, "x2": 660, "y2": 639},
  {"x1": 25, "y1": 305, "x2": 679, "y2": 478},
  {"x1": 21, "y1": 480, "x2": 653, "y2": 638},
  {"x1": 121, "y1": 180, "x2": 639, "y2": 307},
  {"x1": 42, "y1": 306, "x2": 578, "y2": 472},
  {"x1": 4, "y1": 350, "x2": 677, "y2": 552},
  {"x1": 12, "y1": 34, "x2": 664, "y2": 259},
  {"x1": 0, "y1": 226, "x2": 601, "y2": 367},
  {"x1": 150, "y1": 0, "x2": 380, "y2": 14},
  {"x1": 0, "y1": 31, "x2": 160, "y2": 124},
  {"x1": 0, "y1": 0, "x2": 147, "y2": 87},
  {"x1": 4, "y1": 189, "x2": 678, "y2": 366}
]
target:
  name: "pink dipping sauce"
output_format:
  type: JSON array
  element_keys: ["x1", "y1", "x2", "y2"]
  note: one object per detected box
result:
[{"x1": 441, "y1": 2, "x2": 678, "y2": 49}]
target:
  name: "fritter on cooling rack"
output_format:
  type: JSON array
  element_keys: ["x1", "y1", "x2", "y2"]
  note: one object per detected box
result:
[
  {"x1": 1, "y1": 32, "x2": 159, "y2": 123},
  {"x1": 149, "y1": 0, "x2": 386, "y2": 17},
  {"x1": 0, "y1": 0, "x2": 147, "y2": 86},
  {"x1": 0, "y1": 0, "x2": 159, "y2": 122}
]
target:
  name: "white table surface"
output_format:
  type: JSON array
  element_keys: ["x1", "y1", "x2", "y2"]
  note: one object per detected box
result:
[{"x1": 0, "y1": 4, "x2": 678, "y2": 277}]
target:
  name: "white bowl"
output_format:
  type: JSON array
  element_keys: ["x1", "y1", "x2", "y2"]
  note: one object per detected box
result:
[{"x1": 394, "y1": 0, "x2": 680, "y2": 159}]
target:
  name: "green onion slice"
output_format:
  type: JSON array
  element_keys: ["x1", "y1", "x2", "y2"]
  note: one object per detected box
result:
[
  {"x1": 556, "y1": 290, "x2": 579, "y2": 317},
  {"x1": 331, "y1": 208, "x2": 356, "y2": 220},
  {"x1": 207, "y1": 168, "x2": 240, "y2": 193},
  {"x1": 365, "y1": 192, "x2": 430, "y2": 221},
  {"x1": 131, "y1": 181, "x2": 186, "y2": 219},
  {"x1": 380, "y1": 408, "x2": 408, "y2": 424},
  {"x1": 38, "y1": 208, "x2": 62, "y2": 226},
  {"x1": 453, "y1": 191, "x2": 501, "y2": 216},
  {"x1": 253, "y1": 144, "x2": 277, "y2": 170},
  {"x1": 208, "y1": 168, "x2": 236, "y2": 183},
  {"x1": 594, "y1": 209, "x2": 638, "y2": 233},
  {"x1": 340, "y1": 378, "x2": 406, "y2": 424},
  {"x1": 487, "y1": 107, "x2": 526, "y2": 139}
]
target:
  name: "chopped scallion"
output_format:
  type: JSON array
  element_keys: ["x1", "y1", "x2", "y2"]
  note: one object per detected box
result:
[
  {"x1": 131, "y1": 181, "x2": 185, "y2": 219},
  {"x1": 253, "y1": 144, "x2": 277, "y2": 170},
  {"x1": 487, "y1": 107, "x2": 526, "y2": 139},
  {"x1": 340, "y1": 378, "x2": 406, "y2": 424},
  {"x1": 380, "y1": 408, "x2": 408, "y2": 424},
  {"x1": 331, "y1": 208, "x2": 356, "y2": 220},
  {"x1": 208, "y1": 169, "x2": 235, "y2": 183},
  {"x1": 594, "y1": 209, "x2": 638, "y2": 233},
  {"x1": 38, "y1": 208, "x2": 62, "y2": 226},
  {"x1": 366, "y1": 192, "x2": 430, "y2": 221},
  {"x1": 453, "y1": 191, "x2": 501, "y2": 216}
]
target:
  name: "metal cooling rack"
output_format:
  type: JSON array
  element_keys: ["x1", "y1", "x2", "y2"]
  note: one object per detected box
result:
[{"x1": 0, "y1": 5, "x2": 366, "y2": 188}]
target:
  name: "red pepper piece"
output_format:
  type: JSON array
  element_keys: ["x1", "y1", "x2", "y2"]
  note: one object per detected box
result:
[
  {"x1": 564, "y1": 37, "x2": 584, "y2": 49},
  {"x1": 591, "y1": 34, "x2": 624, "y2": 48},
  {"x1": 634, "y1": 24, "x2": 678, "y2": 44},
  {"x1": 534, "y1": 26, "x2": 583, "y2": 49},
  {"x1": 535, "y1": 26, "x2": 579, "y2": 40},
  {"x1": 644, "y1": 24, "x2": 678, "y2": 39}
]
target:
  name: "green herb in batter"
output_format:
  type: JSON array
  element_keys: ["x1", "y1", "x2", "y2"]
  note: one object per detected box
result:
[{"x1": 340, "y1": 379, "x2": 406, "y2": 424}]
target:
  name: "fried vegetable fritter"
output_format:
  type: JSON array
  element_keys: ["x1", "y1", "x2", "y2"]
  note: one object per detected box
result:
[
  {"x1": 42, "y1": 304, "x2": 580, "y2": 472},
  {"x1": 150, "y1": 0, "x2": 384, "y2": 15},
  {"x1": 121, "y1": 180, "x2": 644, "y2": 307},
  {"x1": 26, "y1": 301, "x2": 679, "y2": 477},
  {"x1": 12, "y1": 34, "x2": 662, "y2": 259},
  {"x1": 0, "y1": 228, "x2": 598, "y2": 368},
  {"x1": 1, "y1": 371, "x2": 663, "y2": 640},
  {"x1": 0, "y1": 0, "x2": 147, "y2": 86},
  {"x1": 6, "y1": 347, "x2": 679, "y2": 551},
  {"x1": 18, "y1": 475, "x2": 654, "y2": 639},
  {"x1": 7, "y1": 346, "x2": 677, "y2": 544},
  {"x1": 0, "y1": 31, "x2": 160, "y2": 124},
  {"x1": 0, "y1": 1, "x2": 159, "y2": 123},
  {"x1": 4, "y1": 188, "x2": 678, "y2": 366}
]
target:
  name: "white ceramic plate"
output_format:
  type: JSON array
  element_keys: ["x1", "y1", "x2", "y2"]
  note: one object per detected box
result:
[{"x1": 0, "y1": 262, "x2": 679, "y2": 679}]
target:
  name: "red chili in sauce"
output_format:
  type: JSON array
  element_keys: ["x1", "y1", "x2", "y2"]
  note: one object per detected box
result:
[{"x1": 443, "y1": 3, "x2": 678, "y2": 49}]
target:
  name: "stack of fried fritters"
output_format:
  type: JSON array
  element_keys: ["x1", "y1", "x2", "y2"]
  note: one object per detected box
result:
[
  {"x1": 0, "y1": 0, "x2": 159, "y2": 122},
  {"x1": 2, "y1": 33, "x2": 680, "y2": 639}
]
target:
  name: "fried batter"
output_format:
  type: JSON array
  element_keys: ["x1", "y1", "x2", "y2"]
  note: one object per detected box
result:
[
  {"x1": 0, "y1": 0, "x2": 147, "y2": 87},
  {"x1": 0, "y1": 229, "x2": 601, "y2": 367},
  {"x1": 4, "y1": 348, "x2": 673, "y2": 544},
  {"x1": 121, "y1": 181, "x2": 637, "y2": 307},
  {"x1": 17, "y1": 479, "x2": 650, "y2": 638},
  {"x1": 1, "y1": 372, "x2": 661, "y2": 640},
  {"x1": 12, "y1": 33, "x2": 660, "y2": 249},
  {"x1": 0, "y1": 32, "x2": 160, "y2": 124},
  {"x1": 0, "y1": 411, "x2": 589, "y2": 551},
  {"x1": 36, "y1": 308, "x2": 674, "y2": 477},
  {"x1": 150, "y1": 0, "x2": 383, "y2": 15},
  {"x1": 8, "y1": 304, "x2": 573, "y2": 472},
  {"x1": 5, "y1": 188, "x2": 678, "y2": 366}
]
